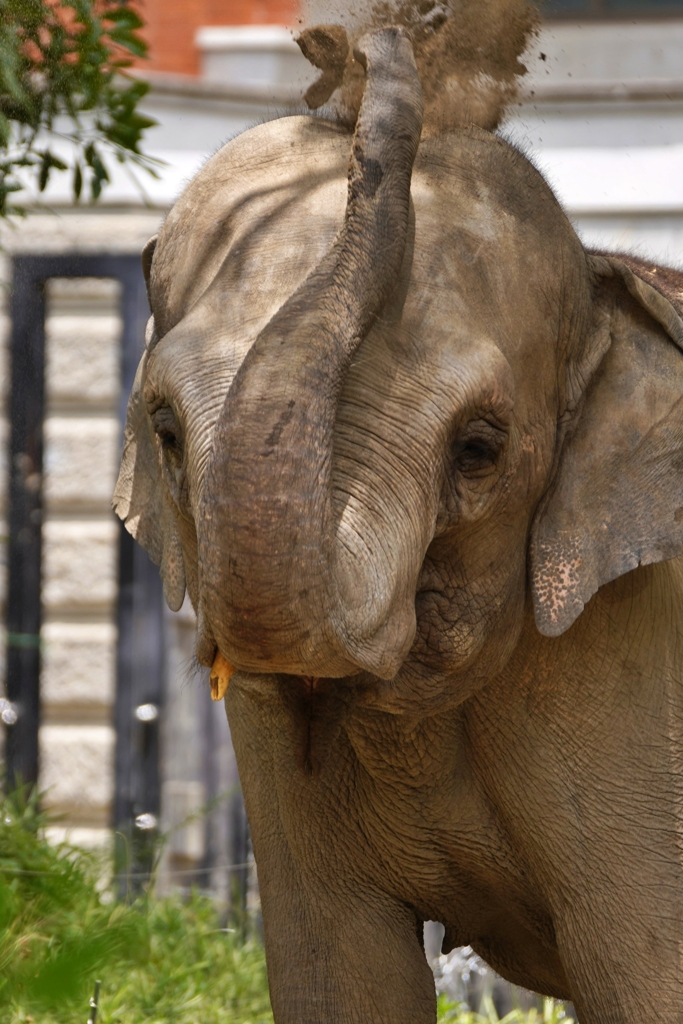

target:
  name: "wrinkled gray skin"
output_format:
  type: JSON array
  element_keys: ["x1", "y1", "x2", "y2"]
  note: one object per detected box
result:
[{"x1": 115, "y1": 27, "x2": 683, "y2": 1024}]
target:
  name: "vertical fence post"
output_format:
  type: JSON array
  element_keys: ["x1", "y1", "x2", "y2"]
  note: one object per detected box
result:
[
  {"x1": 113, "y1": 530, "x2": 165, "y2": 892},
  {"x1": 111, "y1": 257, "x2": 165, "y2": 893},
  {"x1": 5, "y1": 259, "x2": 47, "y2": 789}
]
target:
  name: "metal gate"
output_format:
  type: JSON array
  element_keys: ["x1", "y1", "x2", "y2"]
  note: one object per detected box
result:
[
  {"x1": 4, "y1": 256, "x2": 162, "y2": 879},
  {"x1": 3, "y1": 254, "x2": 251, "y2": 908}
]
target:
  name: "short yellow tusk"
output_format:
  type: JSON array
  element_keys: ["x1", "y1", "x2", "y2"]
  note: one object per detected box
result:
[{"x1": 210, "y1": 652, "x2": 234, "y2": 701}]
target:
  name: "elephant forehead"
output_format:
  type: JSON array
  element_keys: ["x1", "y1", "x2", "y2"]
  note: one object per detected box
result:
[
  {"x1": 149, "y1": 118, "x2": 570, "y2": 455},
  {"x1": 401, "y1": 206, "x2": 564, "y2": 404},
  {"x1": 151, "y1": 116, "x2": 571, "y2": 345},
  {"x1": 151, "y1": 116, "x2": 351, "y2": 337}
]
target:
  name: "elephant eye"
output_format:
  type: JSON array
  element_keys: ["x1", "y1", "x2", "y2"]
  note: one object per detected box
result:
[
  {"x1": 151, "y1": 405, "x2": 183, "y2": 464},
  {"x1": 452, "y1": 420, "x2": 506, "y2": 478}
]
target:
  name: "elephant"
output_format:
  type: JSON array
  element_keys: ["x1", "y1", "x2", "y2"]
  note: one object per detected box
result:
[{"x1": 114, "y1": 25, "x2": 683, "y2": 1024}]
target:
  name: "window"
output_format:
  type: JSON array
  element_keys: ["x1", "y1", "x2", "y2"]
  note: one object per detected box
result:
[{"x1": 542, "y1": 0, "x2": 683, "y2": 17}]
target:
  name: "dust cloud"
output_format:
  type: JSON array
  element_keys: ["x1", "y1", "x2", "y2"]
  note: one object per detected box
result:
[{"x1": 297, "y1": 0, "x2": 539, "y2": 132}]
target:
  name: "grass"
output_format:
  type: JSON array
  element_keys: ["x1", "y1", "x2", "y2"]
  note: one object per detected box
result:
[
  {"x1": 437, "y1": 993, "x2": 574, "y2": 1023},
  {"x1": 0, "y1": 785, "x2": 271, "y2": 1024},
  {"x1": 0, "y1": 784, "x2": 574, "y2": 1024}
]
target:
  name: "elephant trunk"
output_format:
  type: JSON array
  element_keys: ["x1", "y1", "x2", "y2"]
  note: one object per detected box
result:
[{"x1": 199, "y1": 28, "x2": 423, "y2": 679}]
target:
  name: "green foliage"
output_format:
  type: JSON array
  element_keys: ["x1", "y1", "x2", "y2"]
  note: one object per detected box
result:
[
  {"x1": 437, "y1": 992, "x2": 576, "y2": 1023},
  {"x1": 0, "y1": 0, "x2": 158, "y2": 215},
  {"x1": 0, "y1": 783, "x2": 573, "y2": 1024},
  {"x1": 0, "y1": 784, "x2": 272, "y2": 1023}
]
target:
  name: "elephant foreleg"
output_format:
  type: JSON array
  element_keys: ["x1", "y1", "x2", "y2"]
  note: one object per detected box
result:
[
  {"x1": 554, "y1": 883, "x2": 683, "y2": 1024},
  {"x1": 226, "y1": 680, "x2": 436, "y2": 1024}
]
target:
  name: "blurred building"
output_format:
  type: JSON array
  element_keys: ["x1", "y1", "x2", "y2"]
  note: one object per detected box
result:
[{"x1": 1, "y1": 0, "x2": 682, "y2": 889}]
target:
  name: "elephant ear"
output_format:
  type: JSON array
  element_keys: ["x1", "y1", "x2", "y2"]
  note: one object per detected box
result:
[
  {"x1": 530, "y1": 252, "x2": 683, "y2": 637},
  {"x1": 141, "y1": 233, "x2": 158, "y2": 306},
  {"x1": 113, "y1": 350, "x2": 187, "y2": 612},
  {"x1": 112, "y1": 234, "x2": 186, "y2": 612}
]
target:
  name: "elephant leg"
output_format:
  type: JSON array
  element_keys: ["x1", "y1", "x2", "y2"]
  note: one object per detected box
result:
[
  {"x1": 556, "y1": 900, "x2": 683, "y2": 1024},
  {"x1": 226, "y1": 680, "x2": 436, "y2": 1024},
  {"x1": 547, "y1": 820, "x2": 683, "y2": 1024}
]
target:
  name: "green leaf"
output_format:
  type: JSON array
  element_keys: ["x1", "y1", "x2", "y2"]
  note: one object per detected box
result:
[
  {"x1": 0, "y1": 0, "x2": 155, "y2": 215},
  {"x1": 38, "y1": 152, "x2": 50, "y2": 192},
  {"x1": 73, "y1": 161, "x2": 82, "y2": 200},
  {"x1": 123, "y1": 78, "x2": 151, "y2": 102},
  {"x1": 108, "y1": 32, "x2": 148, "y2": 59}
]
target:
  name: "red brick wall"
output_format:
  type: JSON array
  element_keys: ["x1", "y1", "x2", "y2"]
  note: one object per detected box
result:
[{"x1": 137, "y1": 0, "x2": 300, "y2": 76}]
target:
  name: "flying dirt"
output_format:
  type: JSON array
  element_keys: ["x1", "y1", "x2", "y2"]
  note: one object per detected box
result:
[{"x1": 298, "y1": 0, "x2": 539, "y2": 129}]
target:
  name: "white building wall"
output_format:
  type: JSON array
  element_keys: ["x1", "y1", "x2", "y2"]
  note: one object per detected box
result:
[{"x1": 511, "y1": 20, "x2": 683, "y2": 260}]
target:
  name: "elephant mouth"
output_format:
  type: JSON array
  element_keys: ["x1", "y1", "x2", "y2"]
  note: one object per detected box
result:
[{"x1": 207, "y1": 637, "x2": 369, "y2": 697}]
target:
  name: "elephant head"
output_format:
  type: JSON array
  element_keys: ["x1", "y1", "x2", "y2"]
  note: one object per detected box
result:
[{"x1": 114, "y1": 26, "x2": 683, "y2": 713}]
